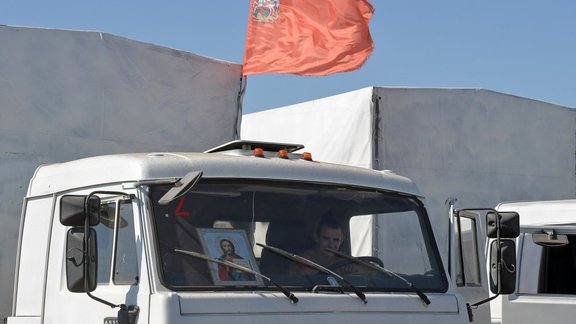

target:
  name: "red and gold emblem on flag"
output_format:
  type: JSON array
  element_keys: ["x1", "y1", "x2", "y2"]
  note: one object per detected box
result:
[{"x1": 252, "y1": 0, "x2": 280, "y2": 23}]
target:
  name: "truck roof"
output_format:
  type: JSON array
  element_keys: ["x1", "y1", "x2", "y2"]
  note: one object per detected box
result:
[
  {"x1": 497, "y1": 199, "x2": 576, "y2": 227},
  {"x1": 28, "y1": 151, "x2": 421, "y2": 197}
]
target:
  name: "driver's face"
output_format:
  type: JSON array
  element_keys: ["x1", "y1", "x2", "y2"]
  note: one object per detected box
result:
[{"x1": 316, "y1": 225, "x2": 343, "y2": 255}]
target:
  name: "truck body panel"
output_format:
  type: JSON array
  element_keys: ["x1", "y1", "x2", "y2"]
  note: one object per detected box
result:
[{"x1": 149, "y1": 293, "x2": 469, "y2": 324}]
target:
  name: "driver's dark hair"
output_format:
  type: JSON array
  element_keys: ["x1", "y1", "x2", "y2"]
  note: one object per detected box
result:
[{"x1": 315, "y1": 214, "x2": 342, "y2": 235}]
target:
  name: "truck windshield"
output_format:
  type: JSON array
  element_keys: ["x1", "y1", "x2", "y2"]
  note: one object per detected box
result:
[{"x1": 150, "y1": 179, "x2": 446, "y2": 292}]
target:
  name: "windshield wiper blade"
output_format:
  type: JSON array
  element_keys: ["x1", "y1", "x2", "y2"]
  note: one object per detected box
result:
[
  {"x1": 257, "y1": 243, "x2": 367, "y2": 304},
  {"x1": 174, "y1": 248, "x2": 298, "y2": 304},
  {"x1": 325, "y1": 248, "x2": 431, "y2": 305}
]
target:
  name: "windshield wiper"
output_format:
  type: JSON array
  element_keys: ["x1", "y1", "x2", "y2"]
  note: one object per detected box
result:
[
  {"x1": 256, "y1": 243, "x2": 367, "y2": 304},
  {"x1": 174, "y1": 248, "x2": 298, "y2": 304},
  {"x1": 325, "y1": 248, "x2": 431, "y2": 305}
]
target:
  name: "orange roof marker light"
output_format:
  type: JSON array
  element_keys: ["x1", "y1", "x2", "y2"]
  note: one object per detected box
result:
[
  {"x1": 253, "y1": 148, "x2": 265, "y2": 157},
  {"x1": 277, "y1": 149, "x2": 289, "y2": 159},
  {"x1": 301, "y1": 152, "x2": 313, "y2": 161}
]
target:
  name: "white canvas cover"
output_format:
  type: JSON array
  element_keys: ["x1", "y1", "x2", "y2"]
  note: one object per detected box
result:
[
  {"x1": 242, "y1": 87, "x2": 374, "y2": 168},
  {"x1": 497, "y1": 199, "x2": 576, "y2": 227},
  {"x1": 242, "y1": 87, "x2": 576, "y2": 263},
  {"x1": 0, "y1": 25, "x2": 243, "y2": 319}
]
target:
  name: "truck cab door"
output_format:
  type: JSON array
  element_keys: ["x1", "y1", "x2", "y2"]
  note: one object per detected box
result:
[
  {"x1": 43, "y1": 190, "x2": 149, "y2": 324},
  {"x1": 449, "y1": 205, "x2": 491, "y2": 323}
]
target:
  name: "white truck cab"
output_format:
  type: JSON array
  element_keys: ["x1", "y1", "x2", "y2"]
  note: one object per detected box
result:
[
  {"x1": 492, "y1": 200, "x2": 576, "y2": 324},
  {"x1": 7, "y1": 141, "x2": 515, "y2": 324}
]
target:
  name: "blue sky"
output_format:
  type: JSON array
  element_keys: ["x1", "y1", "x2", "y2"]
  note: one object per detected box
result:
[{"x1": 1, "y1": 0, "x2": 575, "y2": 114}]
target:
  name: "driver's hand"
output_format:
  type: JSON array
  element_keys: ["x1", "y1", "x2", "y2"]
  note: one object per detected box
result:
[{"x1": 337, "y1": 264, "x2": 359, "y2": 274}]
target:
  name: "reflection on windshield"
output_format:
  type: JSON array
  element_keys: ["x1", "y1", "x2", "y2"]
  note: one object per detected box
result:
[{"x1": 150, "y1": 180, "x2": 446, "y2": 292}]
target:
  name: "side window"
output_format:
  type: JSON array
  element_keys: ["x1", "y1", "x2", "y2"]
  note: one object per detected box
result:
[
  {"x1": 349, "y1": 214, "x2": 373, "y2": 256},
  {"x1": 536, "y1": 234, "x2": 576, "y2": 294},
  {"x1": 114, "y1": 201, "x2": 138, "y2": 284},
  {"x1": 95, "y1": 202, "x2": 115, "y2": 283},
  {"x1": 94, "y1": 200, "x2": 138, "y2": 285},
  {"x1": 455, "y1": 215, "x2": 481, "y2": 287}
]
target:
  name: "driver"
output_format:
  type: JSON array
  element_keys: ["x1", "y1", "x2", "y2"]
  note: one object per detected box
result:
[{"x1": 289, "y1": 217, "x2": 358, "y2": 275}]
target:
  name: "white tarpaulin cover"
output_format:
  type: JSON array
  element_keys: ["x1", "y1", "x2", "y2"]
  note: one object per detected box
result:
[
  {"x1": 242, "y1": 87, "x2": 576, "y2": 262},
  {"x1": 0, "y1": 25, "x2": 243, "y2": 319}
]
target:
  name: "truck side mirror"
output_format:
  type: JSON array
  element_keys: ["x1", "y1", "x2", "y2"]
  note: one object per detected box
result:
[
  {"x1": 65, "y1": 227, "x2": 98, "y2": 292},
  {"x1": 60, "y1": 195, "x2": 101, "y2": 226},
  {"x1": 486, "y1": 211, "x2": 519, "y2": 238},
  {"x1": 489, "y1": 239, "x2": 516, "y2": 294}
]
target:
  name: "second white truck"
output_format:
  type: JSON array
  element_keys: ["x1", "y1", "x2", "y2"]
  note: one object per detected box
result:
[{"x1": 492, "y1": 200, "x2": 576, "y2": 324}]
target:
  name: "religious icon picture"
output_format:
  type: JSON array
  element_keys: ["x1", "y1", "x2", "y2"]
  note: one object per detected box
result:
[{"x1": 197, "y1": 228, "x2": 263, "y2": 286}]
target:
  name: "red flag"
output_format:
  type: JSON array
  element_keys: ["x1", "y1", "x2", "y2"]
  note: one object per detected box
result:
[{"x1": 243, "y1": 0, "x2": 374, "y2": 76}]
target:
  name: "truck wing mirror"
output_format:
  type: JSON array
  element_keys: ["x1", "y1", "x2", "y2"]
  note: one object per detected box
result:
[
  {"x1": 65, "y1": 227, "x2": 98, "y2": 292},
  {"x1": 486, "y1": 211, "x2": 519, "y2": 238},
  {"x1": 489, "y1": 239, "x2": 516, "y2": 295},
  {"x1": 60, "y1": 195, "x2": 101, "y2": 226},
  {"x1": 464, "y1": 208, "x2": 519, "y2": 320}
]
